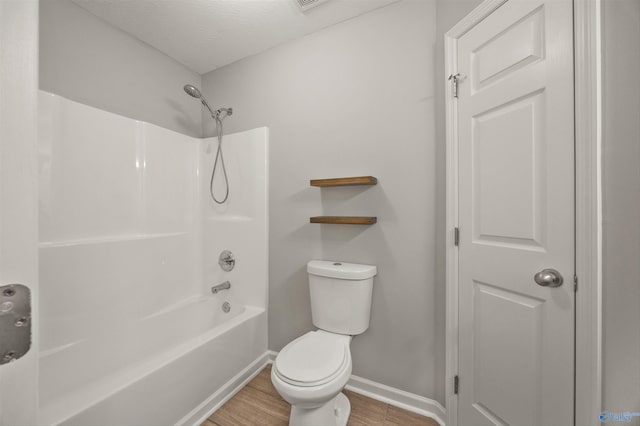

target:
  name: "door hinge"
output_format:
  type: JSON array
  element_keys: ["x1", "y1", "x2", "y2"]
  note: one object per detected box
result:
[
  {"x1": 454, "y1": 375, "x2": 459, "y2": 394},
  {"x1": 454, "y1": 227, "x2": 460, "y2": 246},
  {"x1": 448, "y1": 73, "x2": 461, "y2": 98},
  {"x1": 574, "y1": 275, "x2": 578, "y2": 292}
]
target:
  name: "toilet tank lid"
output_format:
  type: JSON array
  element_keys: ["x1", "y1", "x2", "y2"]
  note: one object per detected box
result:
[{"x1": 307, "y1": 260, "x2": 377, "y2": 280}]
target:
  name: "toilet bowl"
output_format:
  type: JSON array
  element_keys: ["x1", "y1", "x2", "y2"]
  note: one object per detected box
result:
[
  {"x1": 271, "y1": 330, "x2": 353, "y2": 425},
  {"x1": 271, "y1": 260, "x2": 376, "y2": 426}
]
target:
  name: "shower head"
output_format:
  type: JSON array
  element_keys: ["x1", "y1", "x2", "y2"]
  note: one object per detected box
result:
[
  {"x1": 183, "y1": 83, "x2": 232, "y2": 121},
  {"x1": 183, "y1": 84, "x2": 202, "y2": 99},
  {"x1": 184, "y1": 83, "x2": 216, "y2": 117}
]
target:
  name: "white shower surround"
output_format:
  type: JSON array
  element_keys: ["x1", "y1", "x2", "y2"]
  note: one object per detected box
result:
[{"x1": 37, "y1": 92, "x2": 269, "y2": 425}]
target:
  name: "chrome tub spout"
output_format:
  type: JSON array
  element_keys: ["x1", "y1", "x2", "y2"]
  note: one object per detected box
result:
[{"x1": 211, "y1": 281, "x2": 231, "y2": 294}]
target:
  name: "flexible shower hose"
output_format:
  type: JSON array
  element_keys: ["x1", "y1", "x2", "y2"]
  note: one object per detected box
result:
[{"x1": 210, "y1": 115, "x2": 229, "y2": 204}]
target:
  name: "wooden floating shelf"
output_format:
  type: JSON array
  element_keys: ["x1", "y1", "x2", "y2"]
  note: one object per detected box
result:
[
  {"x1": 310, "y1": 176, "x2": 377, "y2": 187},
  {"x1": 310, "y1": 216, "x2": 377, "y2": 225}
]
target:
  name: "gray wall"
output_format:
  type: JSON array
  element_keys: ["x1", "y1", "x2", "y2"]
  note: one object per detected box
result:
[
  {"x1": 602, "y1": 0, "x2": 640, "y2": 419},
  {"x1": 39, "y1": 0, "x2": 202, "y2": 137},
  {"x1": 202, "y1": 0, "x2": 440, "y2": 400}
]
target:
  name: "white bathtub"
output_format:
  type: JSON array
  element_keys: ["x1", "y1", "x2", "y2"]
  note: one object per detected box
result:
[
  {"x1": 39, "y1": 297, "x2": 267, "y2": 426},
  {"x1": 38, "y1": 93, "x2": 269, "y2": 426}
]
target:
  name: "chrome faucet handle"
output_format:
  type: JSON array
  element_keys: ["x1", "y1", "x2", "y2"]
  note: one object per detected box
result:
[{"x1": 219, "y1": 250, "x2": 235, "y2": 272}]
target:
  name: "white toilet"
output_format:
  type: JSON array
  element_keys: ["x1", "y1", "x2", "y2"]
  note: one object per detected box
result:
[{"x1": 271, "y1": 260, "x2": 377, "y2": 426}]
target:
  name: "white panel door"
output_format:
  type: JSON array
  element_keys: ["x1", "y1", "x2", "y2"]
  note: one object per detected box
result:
[
  {"x1": 0, "y1": 1, "x2": 39, "y2": 425},
  {"x1": 457, "y1": 1, "x2": 574, "y2": 425}
]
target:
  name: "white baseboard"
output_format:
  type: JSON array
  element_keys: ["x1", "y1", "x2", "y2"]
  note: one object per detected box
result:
[
  {"x1": 180, "y1": 351, "x2": 272, "y2": 426},
  {"x1": 266, "y1": 351, "x2": 446, "y2": 426},
  {"x1": 266, "y1": 349, "x2": 278, "y2": 360},
  {"x1": 345, "y1": 375, "x2": 446, "y2": 426}
]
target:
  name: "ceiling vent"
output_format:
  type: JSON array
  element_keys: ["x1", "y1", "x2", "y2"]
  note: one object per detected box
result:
[{"x1": 295, "y1": 0, "x2": 331, "y2": 12}]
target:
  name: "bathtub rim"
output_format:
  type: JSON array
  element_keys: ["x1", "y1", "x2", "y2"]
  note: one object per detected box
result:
[{"x1": 39, "y1": 304, "x2": 265, "y2": 426}]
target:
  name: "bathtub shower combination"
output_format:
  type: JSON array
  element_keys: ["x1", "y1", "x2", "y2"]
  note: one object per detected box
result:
[{"x1": 37, "y1": 92, "x2": 269, "y2": 425}]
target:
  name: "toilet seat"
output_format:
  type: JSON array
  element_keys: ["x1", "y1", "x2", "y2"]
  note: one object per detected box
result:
[{"x1": 274, "y1": 331, "x2": 351, "y2": 387}]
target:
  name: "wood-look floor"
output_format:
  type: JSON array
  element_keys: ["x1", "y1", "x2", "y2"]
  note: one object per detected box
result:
[{"x1": 201, "y1": 365, "x2": 439, "y2": 426}]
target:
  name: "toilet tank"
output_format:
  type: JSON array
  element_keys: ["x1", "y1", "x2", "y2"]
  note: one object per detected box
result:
[{"x1": 307, "y1": 260, "x2": 377, "y2": 335}]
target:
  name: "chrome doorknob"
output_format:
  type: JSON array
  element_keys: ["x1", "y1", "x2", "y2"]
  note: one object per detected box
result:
[{"x1": 534, "y1": 269, "x2": 563, "y2": 287}]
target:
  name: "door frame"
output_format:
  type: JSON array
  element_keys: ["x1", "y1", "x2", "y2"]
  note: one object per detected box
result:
[
  {"x1": 0, "y1": 1, "x2": 40, "y2": 425},
  {"x1": 443, "y1": 1, "x2": 602, "y2": 425}
]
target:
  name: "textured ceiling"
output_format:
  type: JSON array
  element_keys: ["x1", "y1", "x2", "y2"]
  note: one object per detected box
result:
[{"x1": 72, "y1": 0, "x2": 400, "y2": 75}]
